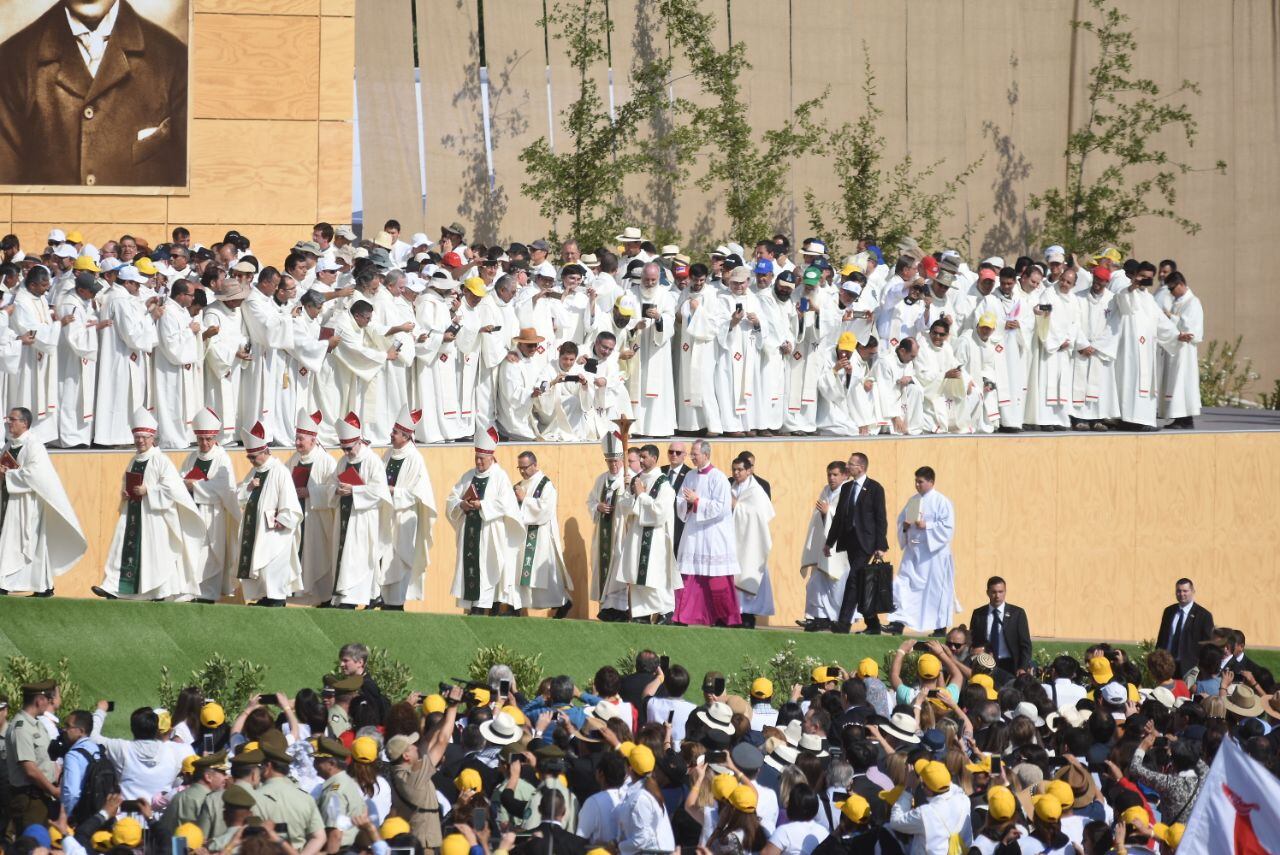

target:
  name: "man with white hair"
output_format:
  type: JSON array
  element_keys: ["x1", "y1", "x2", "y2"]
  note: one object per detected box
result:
[
  {"x1": 714, "y1": 266, "x2": 763, "y2": 436},
  {"x1": 627, "y1": 263, "x2": 677, "y2": 437},
  {"x1": 235, "y1": 421, "x2": 303, "y2": 607},
  {"x1": 381, "y1": 407, "x2": 437, "y2": 610},
  {"x1": 328, "y1": 413, "x2": 391, "y2": 609},
  {"x1": 287, "y1": 410, "x2": 338, "y2": 605},
  {"x1": 179, "y1": 409, "x2": 240, "y2": 603},
  {"x1": 512, "y1": 450, "x2": 572, "y2": 617},
  {"x1": 445, "y1": 426, "x2": 524, "y2": 614},
  {"x1": 672, "y1": 440, "x2": 741, "y2": 626},
  {"x1": 588, "y1": 431, "x2": 629, "y2": 621},
  {"x1": 94, "y1": 265, "x2": 161, "y2": 447}
]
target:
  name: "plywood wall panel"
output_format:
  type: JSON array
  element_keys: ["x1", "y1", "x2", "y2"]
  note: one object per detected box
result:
[
  {"x1": 193, "y1": 14, "x2": 321, "y2": 121},
  {"x1": 319, "y1": 16, "x2": 356, "y2": 122},
  {"x1": 418, "y1": 0, "x2": 480, "y2": 237}
]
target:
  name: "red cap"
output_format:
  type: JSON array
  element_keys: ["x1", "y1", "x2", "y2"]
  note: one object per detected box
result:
[
  {"x1": 920, "y1": 256, "x2": 939, "y2": 278},
  {"x1": 1092, "y1": 266, "x2": 1112, "y2": 283},
  {"x1": 442, "y1": 251, "x2": 464, "y2": 267},
  {"x1": 978, "y1": 268, "x2": 997, "y2": 282}
]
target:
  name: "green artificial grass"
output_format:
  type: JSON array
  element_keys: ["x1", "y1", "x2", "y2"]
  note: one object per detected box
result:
[{"x1": 1, "y1": 598, "x2": 1274, "y2": 737}]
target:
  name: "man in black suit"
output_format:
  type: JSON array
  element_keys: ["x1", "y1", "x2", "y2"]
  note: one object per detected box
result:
[
  {"x1": 1221, "y1": 628, "x2": 1272, "y2": 690},
  {"x1": 1155, "y1": 578, "x2": 1214, "y2": 675},
  {"x1": 661, "y1": 442, "x2": 693, "y2": 556},
  {"x1": 823, "y1": 451, "x2": 889, "y2": 634},
  {"x1": 969, "y1": 576, "x2": 1033, "y2": 674},
  {"x1": 511, "y1": 789, "x2": 589, "y2": 855}
]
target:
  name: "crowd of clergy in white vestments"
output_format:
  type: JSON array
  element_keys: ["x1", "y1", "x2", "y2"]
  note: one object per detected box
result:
[{"x1": 0, "y1": 223, "x2": 1204, "y2": 457}]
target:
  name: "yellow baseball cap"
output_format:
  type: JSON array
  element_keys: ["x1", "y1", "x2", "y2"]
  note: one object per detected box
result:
[
  {"x1": 970, "y1": 673, "x2": 997, "y2": 700},
  {"x1": 1154, "y1": 822, "x2": 1185, "y2": 849},
  {"x1": 112, "y1": 818, "x2": 143, "y2": 848},
  {"x1": 48, "y1": 825, "x2": 64, "y2": 849},
  {"x1": 728, "y1": 784, "x2": 757, "y2": 813},
  {"x1": 750, "y1": 678, "x2": 773, "y2": 699},
  {"x1": 73, "y1": 255, "x2": 99, "y2": 272},
  {"x1": 1033, "y1": 794, "x2": 1062, "y2": 822},
  {"x1": 135, "y1": 257, "x2": 158, "y2": 276},
  {"x1": 423, "y1": 694, "x2": 447, "y2": 714},
  {"x1": 66, "y1": 230, "x2": 84, "y2": 243},
  {"x1": 351, "y1": 736, "x2": 379, "y2": 764},
  {"x1": 1094, "y1": 247, "x2": 1122, "y2": 264},
  {"x1": 454, "y1": 768, "x2": 482, "y2": 792},
  {"x1": 467, "y1": 686, "x2": 491, "y2": 707},
  {"x1": 837, "y1": 332, "x2": 857, "y2": 352},
  {"x1": 977, "y1": 312, "x2": 998, "y2": 329},
  {"x1": 380, "y1": 817, "x2": 411, "y2": 839},
  {"x1": 463, "y1": 276, "x2": 486, "y2": 298},
  {"x1": 856, "y1": 658, "x2": 879, "y2": 679},
  {"x1": 916, "y1": 654, "x2": 942, "y2": 680},
  {"x1": 964, "y1": 753, "x2": 992, "y2": 774},
  {"x1": 502, "y1": 704, "x2": 527, "y2": 726},
  {"x1": 841, "y1": 261, "x2": 863, "y2": 277},
  {"x1": 1044, "y1": 779, "x2": 1074, "y2": 810},
  {"x1": 811, "y1": 665, "x2": 839, "y2": 684},
  {"x1": 1121, "y1": 805, "x2": 1151, "y2": 829},
  {"x1": 181, "y1": 754, "x2": 199, "y2": 776},
  {"x1": 1088, "y1": 656, "x2": 1113, "y2": 684},
  {"x1": 174, "y1": 823, "x2": 204, "y2": 849},
  {"x1": 617, "y1": 740, "x2": 635, "y2": 758},
  {"x1": 987, "y1": 785, "x2": 1016, "y2": 822},
  {"x1": 201, "y1": 702, "x2": 226, "y2": 728},
  {"x1": 628, "y1": 743, "x2": 655, "y2": 775},
  {"x1": 840, "y1": 793, "x2": 871, "y2": 824},
  {"x1": 91, "y1": 830, "x2": 113, "y2": 852},
  {"x1": 918, "y1": 760, "x2": 951, "y2": 794},
  {"x1": 613, "y1": 295, "x2": 635, "y2": 317},
  {"x1": 711, "y1": 773, "x2": 737, "y2": 802},
  {"x1": 441, "y1": 834, "x2": 470, "y2": 855},
  {"x1": 155, "y1": 709, "x2": 172, "y2": 734}
]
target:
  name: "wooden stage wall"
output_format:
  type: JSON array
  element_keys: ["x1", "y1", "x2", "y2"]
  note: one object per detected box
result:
[{"x1": 47, "y1": 432, "x2": 1280, "y2": 646}]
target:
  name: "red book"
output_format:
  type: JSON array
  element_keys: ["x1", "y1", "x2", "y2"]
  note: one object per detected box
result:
[
  {"x1": 462, "y1": 482, "x2": 480, "y2": 503},
  {"x1": 184, "y1": 467, "x2": 207, "y2": 482},
  {"x1": 337, "y1": 466, "x2": 364, "y2": 487},
  {"x1": 0, "y1": 450, "x2": 17, "y2": 470},
  {"x1": 125, "y1": 471, "x2": 145, "y2": 500},
  {"x1": 292, "y1": 466, "x2": 310, "y2": 489},
  {"x1": 319, "y1": 327, "x2": 336, "y2": 341}
]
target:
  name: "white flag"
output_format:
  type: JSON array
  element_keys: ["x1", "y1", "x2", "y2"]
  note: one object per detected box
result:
[{"x1": 1181, "y1": 737, "x2": 1280, "y2": 853}]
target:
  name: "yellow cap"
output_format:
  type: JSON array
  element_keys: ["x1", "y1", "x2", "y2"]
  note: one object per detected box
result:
[
  {"x1": 987, "y1": 785, "x2": 1016, "y2": 822},
  {"x1": 66, "y1": 230, "x2": 84, "y2": 243},
  {"x1": 856, "y1": 658, "x2": 879, "y2": 679},
  {"x1": 91, "y1": 830, "x2": 113, "y2": 852},
  {"x1": 970, "y1": 673, "x2": 997, "y2": 700},
  {"x1": 135, "y1": 257, "x2": 158, "y2": 276},
  {"x1": 916, "y1": 653, "x2": 941, "y2": 680},
  {"x1": 840, "y1": 793, "x2": 871, "y2": 824},
  {"x1": 73, "y1": 255, "x2": 99, "y2": 272},
  {"x1": 423, "y1": 694, "x2": 447, "y2": 714},
  {"x1": 1088, "y1": 656, "x2": 1113, "y2": 684},
  {"x1": 841, "y1": 262, "x2": 863, "y2": 277},
  {"x1": 711, "y1": 773, "x2": 737, "y2": 802},
  {"x1": 919, "y1": 760, "x2": 951, "y2": 794},
  {"x1": 1121, "y1": 805, "x2": 1150, "y2": 828},
  {"x1": 502, "y1": 704, "x2": 527, "y2": 726},
  {"x1": 1154, "y1": 822, "x2": 1184, "y2": 849},
  {"x1": 174, "y1": 823, "x2": 204, "y2": 849},
  {"x1": 351, "y1": 736, "x2": 379, "y2": 764},
  {"x1": 1095, "y1": 247, "x2": 1122, "y2": 264},
  {"x1": 613, "y1": 295, "x2": 635, "y2": 317},
  {"x1": 463, "y1": 276, "x2": 486, "y2": 297},
  {"x1": 48, "y1": 825, "x2": 64, "y2": 848},
  {"x1": 243, "y1": 741, "x2": 260, "y2": 753},
  {"x1": 629, "y1": 743, "x2": 655, "y2": 775},
  {"x1": 468, "y1": 686, "x2": 491, "y2": 707},
  {"x1": 811, "y1": 665, "x2": 838, "y2": 684},
  {"x1": 964, "y1": 753, "x2": 991, "y2": 774},
  {"x1": 181, "y1": 755, "x2": 199, "y2": 776},
  {"x1": 454, "y1": 768, "x2": 482, "y2": 792},
  {"x1": 201, "y1": 702, "x2": 226, "y2": 728},
  {"x1": 155, "y1": 710, "x2": 172, "y2": 733},
  {"x1": 1045, "y1": 779, "x2": 1074, "y2": 810},
  {"x1": 441, "y1": 834, "x2": 470, "y2": 855},
  {"x1": 878, "y1": 785, "x2": 905, "y2": 804},
  {"x1": 588, "y1": 850, "x2": 611, "y2": 855},
  {"x1": 729, "y1": 784, "x2": 757, "y2": 813},
  {"x1": 1033, "y1": 794, "x2": 1062, "y2": 822},
  {"x1": 112, "y1": 818, "x2": 144, "y2": 848},
  {"x1": 380, "y1": 817, "x2": 411, "y2": 839},
  {"x1": 750, "y1": 678, "x2": 773, "y2": 699},
  {"x1": 617, "y1": 740, "x2": 635, "y2": 758},
  {"x1": 836, "y1": 332, "x2": 857, "y2": 352},
  {"x1": 977, "y1": 312, "x2": 998, "y2": 329}
]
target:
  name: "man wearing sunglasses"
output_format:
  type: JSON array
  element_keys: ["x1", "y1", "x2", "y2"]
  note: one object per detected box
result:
[{"x1": 661, "y1": 442, "x2": 692, "y2": 558}]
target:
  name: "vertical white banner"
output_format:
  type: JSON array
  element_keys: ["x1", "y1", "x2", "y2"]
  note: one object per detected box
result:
[{"x1": 479, "y1": 65, "x2": 495, "y2": 192}]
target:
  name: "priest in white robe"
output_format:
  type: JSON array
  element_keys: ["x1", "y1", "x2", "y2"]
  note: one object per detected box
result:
[
  {"x1": 153, "y1": 282, "x2": 202, "y2": 449},
  {"x1": 1072, "y1": 270, "x2": 1120, "y2": 429},
  {"x1": 913, "y1": 322, "x2": 967, "y2": 434},
  {"x1": 626, "y1": 264, "x2": 677, "y2": 436},
  {"x1": 673, "y1": 441, "x2": 741, "y2": 627},
  {"x1": 0, "y1": 406, "x2": 87, "y2": 596},
  {"x1": 454, "y1": 278, "x2": 508, "y2": 434},
  {"x1": 713, "y1": 268, "x2": 764, "y2": 435},
  {"x1": 8, "y1": 267, "x2": 60, "y2": 443},
  {"x1": 329, "y1": 413, "x2": 392, "y2": 608},
  {"x1": 381, "y1": 407, "x2": 437, "y2": 610},
  {"x1": 239, "y1": 275, "x2": 296, "y2": 447},
  {"x1": 730, "y1": 454, "x2": 775, "y2": 628},
  {"x1": 329, "y1": 301, "x2": 397, "y2": 446},
  {"x1": 53, "y1": 272, "x2": 102, "y2": 448},
  {"x1": 886, "y1": 466, "x2": 957, "y2": 635},
  {"x1": 445, "y1": 426, "x2": 525, "y2": 613},
  {"x1": 94, "y1": 266, "x2": 162, "y2": 447},
  {"x1": 616, "y1": 443, "x2": 680, "y2": 624},
  {"x1": 873, "y1": 338, "x2": 925, "y2": 435},
  {"x1": 495, "y1": 328, "x2": 548, "y2": 441},
  {"x1": 1024, "y1": 275, "x2": 1081, "y2": 430},
  {"x1": 1157, "y1": 272, "x2": 1203, "y2": 429},
  {"x1": 797, "y1": 460, "x2": 848, "y2": 631},
  {"x1": 780, "y1": 271, "x2": 823, "y2": 435},
  {"x1": 285, "y1": 290, "x2": 339, "y2": 447},
  {"x1": 535, "y1": 342, "x2": 594, "y2": 441},
  {"x1": 201, "y1": 282, "x2": 248, "y2": 447},
  {"x1": 412, "y1": 277, "x2": 466, "y2": 443},
  {"x1": 179, "y1": 408, "x2": 241, "y2": 602},
  {"x1": 94, "y1": 408, "x2": 206, "y2": 601},
  {"x1": 235, "y1": 421, "x2": 303, "y2": 606},
  {"x1": 753, "y1": 267, "x2": 791, "y2": 433},
  {"x1": 815, "y1": 333, "x2": 880, "y2": 435},
  {"x1": 952, "y1": 315, "x2": 1006, "y2": 435},
  {"x1": 511, "y1": 450, "x2": 572, "y2": 615},
  {"x1": 588, "y1": 431, "x2": 629, "y2": 620},
  {"x1": 1110, "y1": 270, "x2": 1178, "y2": 429},
  {"x1": 992, "y1": 270, "x2": 1033, "y2": 430},
  {"x1": 286, "y1": 410, "x2": 338, "y2": 606},
  {"x1": 674, "y1": 276, "x2": 722, "y2": 434}
]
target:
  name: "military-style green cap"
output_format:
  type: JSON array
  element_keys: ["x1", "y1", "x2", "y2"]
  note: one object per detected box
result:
[
  {"x1": 223, "y1": 786, "x2": 256, "y2": 809},
  {"x1": 312, "y1": 736, "x2": 351, "y2": 760},
  {"x1": 23, "y1": 679, "x2": 57, "y2": 693},
  {"x1": 258, "y1": 729, "x2": 291, "y2": 763},
  {"x1": 194, "y1": 751, "x2": 230, "y2": 770},
  {"x1": 323, "y1": 674, "x2": 363, "y2": 693},
  {"x1": 534, "y1": 744, "x2": 566, "y2": 760},
  {"x1": 230, "y1": 748, "x2": 265, "y2": 767}
]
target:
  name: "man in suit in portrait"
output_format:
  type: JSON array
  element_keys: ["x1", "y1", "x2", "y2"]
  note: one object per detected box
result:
[
  {"x1": 0, "y1": 0, "x2": 188, "y2": 187},
  {"x1": 970, "y1": 576, "x2": 1033, "y2": 675},
  {"x1": 822, "y1": 451, "x2": 889, "y2": 635},
  {"x1": 1155, "y1": 577, "x2": 1214, "y2": 676}
]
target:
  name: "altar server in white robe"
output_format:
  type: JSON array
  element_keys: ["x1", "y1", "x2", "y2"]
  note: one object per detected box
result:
[
  {"x1": 286, "y1": 410, "x2": 338, "y2": 605},
  {"x1": 0, "y1": 406, "x2": 87, "y2": 596},
  {"x1": 94, "y1": 408, "x2": 205, "y2": 601},
  {"x1": 886, "y1": 466, "x2": 958, "y2": 635},
  {"x1": 329, "y1": 413, "x2": 392, "y2": 608},
  {"x1": 952, "y1": 315, "x2": 1006, "y2": 435},
  {"x1": 330, "y1": 301, "x2": 398, "y2": 446},
  {"x1": 627, "y1": 264, "x2": 677, "y2": 436},
  {"x1": 95, "y1": 266, "x2": 162, "y2": 446},
  {"x1": 53, "y1": 272, "x2": 102, "y2": 448},
  {"x1": 730, "y1": 453, "x2": 775, "y2": 628},
  {"x1": 992, "y1": 268, "x2": 1033, "y2": 430},
  {"x1": 913, "y1": 321, "x2": 967, "y2": 434},
  {"x1": 512, "y1": 450, "x2": 572, "y2": 615},
  {"x1": 201, "y1": 282, "x2": 248, "y2": 446},
  {"x1": 446, "y1": 426, "x2": 525, "y2": 613},
  {"x1": 714, "y1": 267, "x2": 764, "y2": 435},
  {"x1": 454, "y1": 277, "x2": 508, "y2": 433},
  {"x1": 381, "y1": 407, "x2": 437, "y2": 610},
  {"x1": 1157, "y1": 272, "x2": 1203, "y2": 429},
  {"x1": 781, "y1": 270, "x2": 823, "y2": 435},
  {"x1": 588, "y1": 431, "x2": 630, "y2": 620},
  {"x1": 795, "y1": 460, "x2": 849, "y2": 630},
  {"x1": 816, "y1": 333, "x2": 880, "y2": 435},
  {"x1": 1024, "y1": 273, "x2": 1081, "y2": 430},
  {"x1": 9, "y1": 266, "x2": 61, "y2": 443},
  {"x1": 873, "y1": 338, "x2": 925, "y2": 435},
  {"x1": 674, "y1": 269, "x2": 722, "y2": 434},
  {"x1": 239, "y1": 274, "x2": 295, "y2": 446},
  {"x1": 235, "y1": 421, "x2": 303, "y2": 607},
  {"x1": 536, "y1": 341, "x2": 594, "y2": 441},
  {"x1": 153, "y1": 281, "x2": 202, "y2": 449},
  {"x1": 1110, "y1": 266, "x2": 1178, "y2": 429},
  {"x1": 1072, "y1": 269, "x2": 1120, "y2": 428},
  {"x1": 496, "y1": 327, "x2": 548, "y2": 441},
  {"x1": 616, "y1": 443, "x2": 680, "y2": 624},
  {"x1": 412, "y1": 275, "x2": 465, "y2": 443},
  {"x1": 179, "y1": 408, "x2": 241, "y2": 602}
]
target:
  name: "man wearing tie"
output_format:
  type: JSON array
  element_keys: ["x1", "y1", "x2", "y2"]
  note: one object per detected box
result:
[
  {"x1": 823, "y1": 451, "x2": 888, "y2": 634},
  {"x1": 1155, "y1": 578, "x2": 1214, "y2": 676},
  {"x1": 661, "y1": 441, "x2": 693, "y2": 558},
  {"x1": 969, "y1": 576, "x2": 1032, "y2": 675}
]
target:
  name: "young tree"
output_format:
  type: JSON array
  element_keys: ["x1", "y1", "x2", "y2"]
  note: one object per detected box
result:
[
  {"x1": 803, "y1": 49, "x2": 981, "y2": 260},
  {"x1": 1030, "y1": 0, "x2": 1226, "y2": 254}
]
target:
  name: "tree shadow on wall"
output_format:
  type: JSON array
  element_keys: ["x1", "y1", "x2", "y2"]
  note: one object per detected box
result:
[
  {"x1": 627, "y1": 1, "x2": 680, "y2": 240},
  {"x1": 979, "y1": 53, "x2": 1039, "y2": 257}
]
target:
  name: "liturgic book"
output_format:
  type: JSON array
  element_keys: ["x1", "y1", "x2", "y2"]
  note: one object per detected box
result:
[
  {"x1": 319, "y1": 327, "x2": 336, "y2": 341},
  {"x1": 462, "y1": 482, "x2": 480, "y2": 504},
  {"x1": 337, "y1": 466, "x2": 364, "y2": 487},
  {"x1": 125, "y1": 471, "x2": 145, "y2": 500},
  {"x1": 184, "y1": 467, "x2": 207, "y2": 482},
  {"x1": 0, "y1": 450, "x2": 17, "y2": 470},
  {"x1": 291, "y1": 466, "x2": 310, "y2": 489}
]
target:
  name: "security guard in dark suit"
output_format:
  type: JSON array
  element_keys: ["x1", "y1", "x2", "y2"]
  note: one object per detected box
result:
[{"x1": 0, "y1": 0, "x2": 187, "y2": 186}]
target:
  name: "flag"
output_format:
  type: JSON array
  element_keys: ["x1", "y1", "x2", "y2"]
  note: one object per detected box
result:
[{"x1": 1181, "y1": 737, "x2": 1280, "y2": 853}]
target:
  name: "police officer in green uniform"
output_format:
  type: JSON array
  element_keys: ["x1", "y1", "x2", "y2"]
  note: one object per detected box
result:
[
  {"x1": 159, "y1": 751, "x2": 228, "y2": 836},
  {"x1": 206, "y1": 783, "x2": 258, "y2": 853},
  {"x1": 312, "y1": 737, "x2": 366, "y2": 851},
  {"x1": 253, "y1": 730, "x2": 324, "y2": 853},
  {"x1": 323, "y1": 675, "x2": 361, "y2": 738},
  {"x1": 199, "y1": 747, "x2": 263, "y2": 840},
  {"x1": 4, "y1": 680, "x2": 59, "y2": 827}
]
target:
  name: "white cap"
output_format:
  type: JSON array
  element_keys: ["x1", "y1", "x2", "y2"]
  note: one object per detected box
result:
[
  {"x1": 130, "y1": 407, "x2": 158, "y2": 434},
  {"x1": 403, "y1": 273, "x2": 426, "y2": 293},
  {"x1": 81, "y1": 244, "x2": 100, "y2": 262},
  {"x1": 99, "y1": 258, "x2": 123, "y2": 274},
  {"x1": 118, "y1": 265, "x2": 146, "y2": 283},
  {"x1": 429, "y1": 271, "x2": 458, "y2": 290},
  {"x1": 410, "y1": 232, "x2": 431, "y2": 248},
  {"x1": 533, "y1": 260, "x2": 557, "y2": 280},
  {"x1": 48, "y1": 228, "x2": 66, "y2": 243},
  {"x1": 53, "y1": 244, "x2": 77, "y2": 259},
  {"x1": 711, "y1": 245, "x2": 730, "y2": 258},
  {"x1": 336, "y1": 412, "x2": 363, "y2": 445},
  {"x1": 393, "y1": 405, "x2": 421, "y2": 436},
  {"x1": 191, "y1": 408, "x2": 222, "y2": 437},
  {"x1": 316, "y1": 257, "x2": 340, "y2": 273},
  {"x1": 240, "y1": 421, "x2": 268, "y2": 453},
  {"x1": 982, "y1": 256, "x2": 1005, "y2": 269},
  {"x1": 840, "y1": 281, "x2": 860, "y2": 293},
  {"x1": 726, "y1": 242, "x2": 745, "y2": 260},
  {"x1": 474, "y1": 424, "x2": 499, "y2": 455}
]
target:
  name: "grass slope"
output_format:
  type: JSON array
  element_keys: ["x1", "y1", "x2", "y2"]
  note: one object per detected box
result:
[{"x1": 2, "y1": 598, "x2": 1274, "y2": 737}]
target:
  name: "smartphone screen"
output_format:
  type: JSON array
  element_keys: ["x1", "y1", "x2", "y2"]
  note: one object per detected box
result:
[
  {"x1": 203, "y1": 733, "x2": 215, "y2": 754},
  {"x1": 713, "y1": 678, "x2": 725, "y2": 695},
  {"x1": 990, "y1": 755, "x2": 1002, "y2": 775},
  {"x1": 667, "y1": 710, "x2": 675, "y2": 724},
  {"x1": 106, "y1": 701, "x2": 116, "y2": 712},
  {"x1": 660, "y1": 655, "x2": 670, "y2": 672},
  {"x1": 499, "y1": 679, "x2": 510, "y2": 697}
]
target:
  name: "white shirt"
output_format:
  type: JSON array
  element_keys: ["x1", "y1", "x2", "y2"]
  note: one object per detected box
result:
[
  {"x1": 767, "y1": 819, "x2": 827, "y2": 855},
  {"x1": 578, "y1": 788, "x2": 625, "y2": 843},
  {"x1": 97, "y1": 738, "x2": 195, "y2": 800},
  {"x1": 65, "y1": 0, "x2": 120, "y2": 78},
  {"x1": 753, "y1": 780, "x2": 779, "y2": 834},
  {"x1": 615, "y1": 786, "x2": 674, "y2": 855},
  {"x1": 1043, "y1": 678, "x2": 1087, "y2": 711},
  {"x1": 646, "y1": 697, "x2": 696, "y2": 747}
]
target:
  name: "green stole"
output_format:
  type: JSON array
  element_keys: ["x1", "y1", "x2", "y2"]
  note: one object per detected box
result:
[
  {"x1": 334, "y1": 461, "x2": 361, "y2": 592},
  {"x1": 385, "y1": 456, "x2": 405, "y2": 487},
  {"x1": 0, "y1": 445, "x2": 19, "y2": 529},
  {"x1": 518, "y1": 477, "x2": 550, "y2": 586},
  {"x1": 294, "y1": 461, "x2": 313, "y2": 559},
  {"x1": 461, "y1": 475, "x2": 489, "y2": 601},
  {"x1": 237, "y1": 468, "x2": 268, "y2": 580},
  {"x1": 596, "y1": 477, "x2": 619, "y2": 593},
  {"x1": 118, "y1": 458, "x2": 149, "y2": 595},
  {"x1": 636, "y1": 473, "x2": 668, "y2": 586}
]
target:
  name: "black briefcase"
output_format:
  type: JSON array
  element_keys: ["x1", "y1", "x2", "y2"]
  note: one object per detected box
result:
[{"x1": 867, "y1": 556, "x2": 895, "y2": 613}]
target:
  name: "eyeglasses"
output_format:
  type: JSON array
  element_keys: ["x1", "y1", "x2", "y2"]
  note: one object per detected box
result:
[
  {"x1": 947, "y1": 642, "x2": 965, "y2": 649},
  {"x1": 668, "y1": 450, "x2": 685, "y2": 456}
]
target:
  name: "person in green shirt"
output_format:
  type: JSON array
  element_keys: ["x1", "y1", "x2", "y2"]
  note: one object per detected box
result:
[
  {"x1": 4, "y1": 680, "x2": 59, "y2": 827},
  {"x1": 199, "y1": 746, "x2": 263, "y2": 840},
  {"x1": 158, "y1": 751, "x2": 228, "y2": 836},
  {"x1": 254, "y1": 731, "x2": 325, "y2": 855},
  {"x1": 312, "y1": 736, "x2": 366, "y2": 852}
]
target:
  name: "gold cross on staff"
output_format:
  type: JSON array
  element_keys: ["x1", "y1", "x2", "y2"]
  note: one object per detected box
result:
[{"x1": 613, "y1": 415, "x2": 634, "y2": 451}]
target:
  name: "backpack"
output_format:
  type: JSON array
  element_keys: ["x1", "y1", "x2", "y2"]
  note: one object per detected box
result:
[{"x1": 70, "y1": 746, "x2": 120, "y2": 825}]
